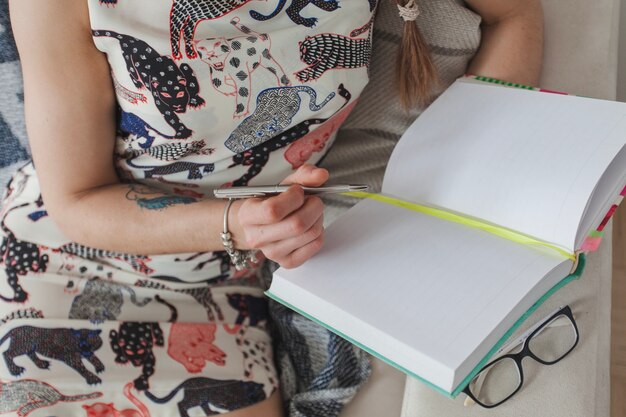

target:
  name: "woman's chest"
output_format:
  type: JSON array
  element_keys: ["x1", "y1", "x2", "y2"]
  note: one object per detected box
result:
[{"x1": 88, "y1": 0, "x2": 377, "y2": 189}]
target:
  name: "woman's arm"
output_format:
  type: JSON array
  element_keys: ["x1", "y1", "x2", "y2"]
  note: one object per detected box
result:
[
  {"x1": 465, "y1": 0, "x2": 544, "y2": 87},
  {"x1": 10, "y1": 0, "x2": 325, "y2": 268}
]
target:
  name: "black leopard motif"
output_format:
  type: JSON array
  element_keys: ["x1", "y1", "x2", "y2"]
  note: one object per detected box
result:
[
  {"x1": 144, "y1": 377, "x2": 266, "y2": 417},
  {"x1": 125, "y1": 160, "x2": 215, "y2": 180},
  {"x1": 169, "y1": 0, "x2": 254, "y2": 60},
  {"x1": 56, "y1": 242, "x2": 153, "y2": 275},
  {"x1": 225, "y1": 294, "x2": 269, "y2": 328},
  {"x1": 295, "y1": 19, "x2": 373, "y2": 82},
  {"x1": 92, "y1": 30, "x2": 204, "y2": 139},
  {"x1": 250, "y1": 0, "x2": 341, "y2": 28},
  {"x1": 0, "y1": 203, "x2": 50, "y2": 303},
  {"x1": 110, "y1": 321, "x2": 165, "y2": 390},
  {"x1": 0, "y1": 326, "x2": 104, "y2": 385}
]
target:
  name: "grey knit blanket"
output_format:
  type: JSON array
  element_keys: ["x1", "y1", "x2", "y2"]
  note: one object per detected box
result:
[
  {"x1": 0, "y1": 1, "x2": 480, "y2": 416},
  {"x1": 0, "y1": 0, "x2": 29, "y2": 196}
]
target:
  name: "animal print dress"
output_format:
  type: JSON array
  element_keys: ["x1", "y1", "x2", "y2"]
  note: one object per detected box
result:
[{"x1": 0, "y1": 1, "x2": 376, "y2": 416}]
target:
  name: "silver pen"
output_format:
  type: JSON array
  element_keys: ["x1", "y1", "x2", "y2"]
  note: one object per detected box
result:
[{"x1": 213, "y1": 184, "x2": 369, "y2": 199}]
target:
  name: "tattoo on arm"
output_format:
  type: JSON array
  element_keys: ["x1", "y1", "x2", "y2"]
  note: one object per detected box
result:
[{"x1": 125, "y1": 183, "x2": 199, "y2": 210}]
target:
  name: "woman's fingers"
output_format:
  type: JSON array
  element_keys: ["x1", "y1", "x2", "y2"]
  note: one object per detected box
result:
[
  {"x1": 276, "y1": 233, "x2": 325, "y2": 269},
  {"x1": 260, "y1": 214, "x2": 324, "y2": 261},
  {"x1": 281, "y1": 164, "x2": 329, "y2": 187},
  {"x1": 235, "y1": 164, "x2": 329, "y2": 268},
  {"x1": 245, "y1": 196, "x2": 324, "y2": 247},
  {"x1": 240, "y1": 185, "x2": 305, "y2": 225}
]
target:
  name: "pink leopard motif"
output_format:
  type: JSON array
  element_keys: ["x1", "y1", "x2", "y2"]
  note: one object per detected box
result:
[
  {"x1": 284, "y1": 101, "x2": 358, "y2": 169},
  {"x1": 167, "y1": 323, "x2": 226, "y2": 373}
]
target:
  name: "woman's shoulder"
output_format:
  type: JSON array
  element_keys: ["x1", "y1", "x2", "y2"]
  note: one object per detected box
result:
[{"x1": 10, "y1": 0, "x2": 92, "y2": 43}]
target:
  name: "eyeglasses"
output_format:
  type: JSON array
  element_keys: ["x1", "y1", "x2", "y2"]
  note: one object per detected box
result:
[{"x1": 463, "y1": 305, "x2": 579, "y2": 408}]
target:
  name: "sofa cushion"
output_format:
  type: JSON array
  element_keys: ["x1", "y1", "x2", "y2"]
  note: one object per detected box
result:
[{"x1": 400, "y1": 0, "x2": 621, "y2": 415}]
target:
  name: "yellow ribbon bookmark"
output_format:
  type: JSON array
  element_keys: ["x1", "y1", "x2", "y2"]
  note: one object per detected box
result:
[{"x1": 342, "y1": 191, "x2": 577, "y2": 262}]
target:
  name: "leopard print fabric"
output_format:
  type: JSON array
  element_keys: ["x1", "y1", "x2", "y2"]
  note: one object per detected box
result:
[
  {"x1": 0, "y1": 203, "x2": 49, "y2": 303},
  {"x1": 86, "y1": 0, "x2": 376, "y2": 191},
  {"x1": 119, "y1": 139, "x2": 210, "y2": 162},
  {"x1": 57, "y1": 242, "x2": 153, "y2": 275},
  {"x1": 169, "y1": 0, "x2": 254, "y2": 60},
  {"x1": 109, "y1": 321, "x2": 164, "y2": 390},
  {"x1": 0, "y1": 1, "x2": 376, "y2": 414},
  {"x1": 196, "y1": 17, "x2": 291, "y2": 118},
  {"x1": 250, "y1": 0, "x2": 341, "y2": 27},
  {"x1": 224, "y1": 85, "x2": 336, "y2": 153},
  {"x1": 227, "y1": 83, "x2": 351, "y2": 185},
  {"x1": 296, "y1": 19, "x2": 374, "y2": 82},
  {"x1": 68, "y1": 278, "x2": 152, "y2": 323}
]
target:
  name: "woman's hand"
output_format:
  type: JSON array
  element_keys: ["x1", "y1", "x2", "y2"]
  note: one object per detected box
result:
[{"x1": 233, "y1": 164, "x2": 329, "y2": 269}]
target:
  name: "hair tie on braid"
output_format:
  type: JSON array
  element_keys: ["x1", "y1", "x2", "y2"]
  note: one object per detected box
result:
[
  {"x1": 397, "y1": 0, "x2": 420, "y2": 22},
  {"x1": 394, "y1": 0, "x2": 440, "y2": 109}
]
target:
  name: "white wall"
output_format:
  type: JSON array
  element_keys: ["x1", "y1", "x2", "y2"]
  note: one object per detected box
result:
[{"x1": 619, "y1": 0, "x2": 626, "y2": 101}]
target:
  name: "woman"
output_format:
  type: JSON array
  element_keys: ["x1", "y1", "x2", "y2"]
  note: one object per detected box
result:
[{"x1": 1, "y1": 0, "x2": 542, "y2": 416}]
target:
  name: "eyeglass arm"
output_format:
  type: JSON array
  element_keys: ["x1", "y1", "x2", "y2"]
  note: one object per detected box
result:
[
  {"x1": 495, "y1": 306, "x2": 570, "y2": 357},
  {"x1": 464, "y1": 306, "x2": 573, "y2": 407}
]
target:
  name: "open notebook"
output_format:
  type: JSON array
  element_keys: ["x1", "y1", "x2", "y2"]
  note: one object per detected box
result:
[{"x1": 266, "y1": 77, "x2": 626, "y2": 397}]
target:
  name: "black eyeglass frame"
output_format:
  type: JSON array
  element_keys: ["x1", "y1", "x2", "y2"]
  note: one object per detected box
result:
[{"x1": 462, "y1": 305, "x2": 579, "y2": 408}]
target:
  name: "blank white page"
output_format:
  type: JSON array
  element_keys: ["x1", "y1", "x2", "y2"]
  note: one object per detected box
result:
[
  {"x1": 271, "y1": 198, "x2": 571, "y2": 391},
  {"x1": 383, "y1": 80, "x2": 626, "y2": 252}
]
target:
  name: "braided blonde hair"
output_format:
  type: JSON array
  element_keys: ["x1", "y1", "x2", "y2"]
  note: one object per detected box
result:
[{"x1": 394, "y1": 0, "x2": 440, "y2": 108}]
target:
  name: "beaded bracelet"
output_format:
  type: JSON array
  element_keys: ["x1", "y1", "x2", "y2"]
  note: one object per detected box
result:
[{"x1": 221, "y1": 199, "x2": 257, "y2": 271}]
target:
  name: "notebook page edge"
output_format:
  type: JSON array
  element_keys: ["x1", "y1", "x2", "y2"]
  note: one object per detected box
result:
[
  {"x1": 575, "y1": 146, "x2": 626, "y2": 248},
  {"x1": 266, "y1": 274, "x2": 457, "y2": 393},
  {"x1": 450, "y1": 256, "x2": 576, "y2": 392}
]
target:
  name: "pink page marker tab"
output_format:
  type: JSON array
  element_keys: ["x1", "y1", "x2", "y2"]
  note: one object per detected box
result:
[
  {"x1": 597, "y1": 205, "x2": 618, "y2": 231},
  {"x1": 581, "y1": 184, "x2": 626, "y2": 252},
  {"x1": 581, "y1": 236, "x2": 603, "y2": 252}
]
